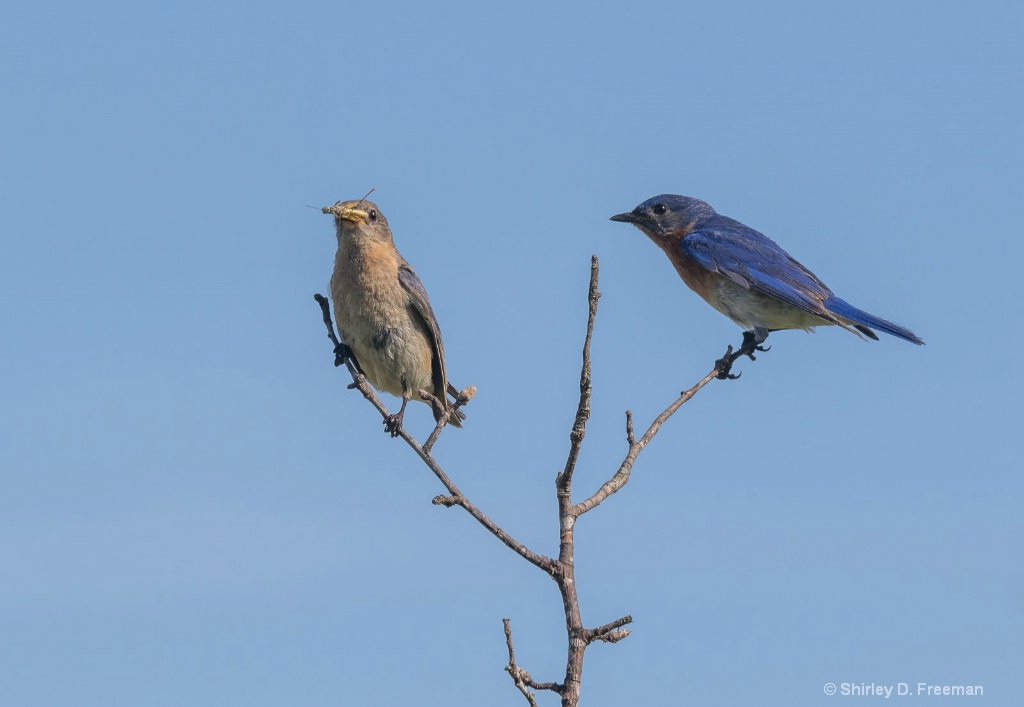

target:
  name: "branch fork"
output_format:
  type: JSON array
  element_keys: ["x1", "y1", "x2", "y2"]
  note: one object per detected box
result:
[{"x1": 314, "y1": 255, "x2": 731, "y2": 706}]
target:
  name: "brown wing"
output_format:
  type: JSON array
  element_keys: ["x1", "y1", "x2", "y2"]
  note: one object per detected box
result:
[{"x1": 397, "y1": 261, "x2": 448, "y2": 402}]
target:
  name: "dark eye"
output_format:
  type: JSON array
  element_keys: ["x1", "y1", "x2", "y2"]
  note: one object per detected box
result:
[
  {"x1": 652, "y1": 203, "x2": 667, "y2": 216},
  {"x1": 369, "y1": 209, "x2": 378, "y2": 222}
]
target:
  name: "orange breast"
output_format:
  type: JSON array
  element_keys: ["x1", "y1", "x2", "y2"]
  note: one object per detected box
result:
[{"x1": 658, "y1": 239, "x2": 719, "y2": 305}]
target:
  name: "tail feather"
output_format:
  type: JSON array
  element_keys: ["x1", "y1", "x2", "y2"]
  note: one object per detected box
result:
[
  {"x1": 445, "y1": 406, "x2": 466, "y2": 428},
  {"x1": 824, "y1": 296, "x2": 924, "y2": 345},
  {"x1": 426, "y1": 385, "x2": 470, "y2": 428},
  {"x1": 852, "y1": 324, "x2": 880, "y2": 341},
  {"x1": 441, "y1": 382, "x2": 474, "y2": 429}
]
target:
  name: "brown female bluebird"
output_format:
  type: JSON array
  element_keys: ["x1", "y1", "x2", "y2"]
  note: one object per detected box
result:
[
  {"x1": 611, "y1": 194, "x2": 922, "y2": 370},
  {"x1": 324, "y1": 198, "x2": 465, "y2": 435}
]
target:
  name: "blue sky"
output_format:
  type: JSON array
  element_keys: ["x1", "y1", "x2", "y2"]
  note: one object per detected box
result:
[{"x1": 2, "y1": 1, "x2": 1021, "y2": 705}]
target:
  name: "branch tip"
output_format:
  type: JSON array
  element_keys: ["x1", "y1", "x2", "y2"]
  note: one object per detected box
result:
[
  {"x1": 560, "y1": 256, "x2": 602, "y2": 490},
  {"x1": 594, "y1": 629, "x2": 631, "y2": 644},
  {"x1": 502, "y1": 618, "x2": 561, "y2": 706}
]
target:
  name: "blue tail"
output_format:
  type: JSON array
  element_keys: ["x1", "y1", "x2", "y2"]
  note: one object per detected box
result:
[{"x1": 824, "y1": 296, "x2": 924, "y2": 345}]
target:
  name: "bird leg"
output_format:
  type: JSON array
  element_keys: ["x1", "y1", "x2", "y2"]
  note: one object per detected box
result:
[
  {"x1": 715, "y1": 327, "x2": 771, "y2": 380},
  {"x1": 384, "y1": 385, "x2": 411, "y2": 437},
  {"x1": 739, "y1": 328, "x2": 771, "y2": 357}
]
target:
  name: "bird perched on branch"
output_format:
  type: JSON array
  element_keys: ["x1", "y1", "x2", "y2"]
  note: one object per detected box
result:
[
  {"x1": 610, "y1": 194, "x2": 922, "y2": 375},
  {"x1": 324, "y1": 197, "x2": 468, "y2": 434}
]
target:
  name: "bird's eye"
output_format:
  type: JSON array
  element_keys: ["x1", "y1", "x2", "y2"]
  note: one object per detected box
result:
[
  {"x1": 369, "y1": 209, "x2": 378, "y2": 222},
  {"x1": 652, "y1": 203, "x2": 667, "y2": 216}
]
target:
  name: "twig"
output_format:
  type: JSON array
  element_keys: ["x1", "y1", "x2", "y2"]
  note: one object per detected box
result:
[
  {"x1": 585, "y1": 615, "x2": 634, "y2": 644},
  {"x1": 314, "y1": 294, "x2": 341, "y2": 348},
  {"x1": 418, "y1": 389, "x2": 448, "y2": 453},
  {"x1": 503, "y1": 618, "x2": 562, "y2": 707},
  {"x1": 572, "y1": 368, "x2": 719, "y2": 517},
  {"x1": 557, "y1": 255, "x2": 601, "y2": 491}
]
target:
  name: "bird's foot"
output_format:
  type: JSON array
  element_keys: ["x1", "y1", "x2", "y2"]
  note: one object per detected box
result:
[
  {"x1": 738, "y1": 330, "x2": 770, "y2": 359},
  {"x1": 333, "y1": 342, "x2": 355, "y2": 368},
  {"x1": 715, "y1": 345, "x2": 742, "y2": 380},
  {"x1": 715, "y1": 330, "x2": 771, "y2": 380},
  {"x1": 384, "y1": 394, "x2": 411, "y2": 437},
  {"x1": 383, "y1": 411, "x2": 404, "y2": 437}
]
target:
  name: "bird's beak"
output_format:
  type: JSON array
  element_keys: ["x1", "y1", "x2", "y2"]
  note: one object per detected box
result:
[
  {"x1": 609, "y1": 211, "x2": 638, "y2": 223},
  {"x1": 321, "y1": 204, "x2": 370, "y2": 224}
]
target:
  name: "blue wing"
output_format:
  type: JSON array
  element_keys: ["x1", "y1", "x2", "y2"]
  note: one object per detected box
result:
[
  {"x1": 680, "y1": 217, "x2": 837, "y2": 321},
  {"x1": 679, "y1": 216, "x2": 923, "y2": 344}
]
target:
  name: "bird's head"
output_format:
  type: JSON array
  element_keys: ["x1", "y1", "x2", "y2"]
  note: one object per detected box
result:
[
  {"x1": 610, "y1": 194, "x2": 717, "y2": 241},
  {"x1": 322, "y1": 198, "x2": 393, "y2": 243}
]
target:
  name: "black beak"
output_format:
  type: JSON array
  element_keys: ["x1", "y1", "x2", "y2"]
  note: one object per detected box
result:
[{"x1": 609, "y1": 210, "x2": 638, "y2": 223}]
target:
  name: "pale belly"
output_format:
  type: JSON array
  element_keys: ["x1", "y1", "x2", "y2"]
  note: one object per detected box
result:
[
  {"x1": 707, "y1": 278, "x2": 832, "y2": 332},
  {"x1": 331, "y1": 275, "x2": 434, "y2": 399}
]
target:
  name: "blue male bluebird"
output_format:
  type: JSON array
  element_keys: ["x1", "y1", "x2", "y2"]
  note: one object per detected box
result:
[
  {"x1": 324, "y1": 198, "x2": 466, "y2": 434},
  {"x1": 610, "y1": 194, "x2": 922, "y2": 377}
]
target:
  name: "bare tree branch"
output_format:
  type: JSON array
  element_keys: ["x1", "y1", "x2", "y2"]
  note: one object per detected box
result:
[
  {"x1": 572, "y1": 368, "x2": 720, "y2": 517},
  {"x1": 313, "y1": 293, "x2": 342, "y2": 348},
  {"x1": 585, "y1": 615, "x2": 634, "y2": 644},
  {"x1": 558, "y1": 255, "x2": 600, "y2": 491},
  {"x1": 313, "y1": 294, "x2": 554, "y2": 574},
  {"x1": 419, "y1": 391, "x2": 449, "y2": 453},
  {"x1": 314, "y1": 255, "x2": 732, "y2": 707},
  {"x1": 593, "y1": 629, "x2": 631, "y2": 644},
  {"x1": 503, "y1": 618, "x2": 563, "y2": 707}
]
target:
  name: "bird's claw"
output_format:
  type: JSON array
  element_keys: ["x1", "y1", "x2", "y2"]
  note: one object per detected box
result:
[
  {"x1": 333, "y1": 342, "x2": 354, "y2": 368},
  {"x1": 714, "y1": 345, "x2": 742, "y2": 380},
  {"x1": 739, "y1": 343, "x2": 770, "y2": 362},
  {"x1": 715, "y1": 336, "x2": 772, "y2": 380},
  {"x1": 383, "y1": 412, "x2": 403, "y2": 437}
]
